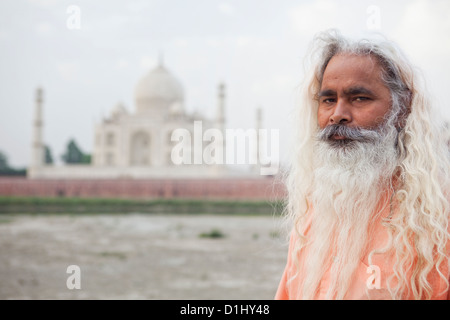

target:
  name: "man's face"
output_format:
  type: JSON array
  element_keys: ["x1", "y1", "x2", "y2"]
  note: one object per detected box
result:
[{"x1": 317, "y1": 54, "x2": 392, "y2": 139}]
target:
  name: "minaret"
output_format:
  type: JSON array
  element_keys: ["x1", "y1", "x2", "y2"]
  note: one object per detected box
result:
[
  {"x1": 217, "y1": 82, "x2": 226, "y2": 159},
  {"x1": 217, "y1": 82, "x2": 226, "y2": 132},
  {"x1": 254, "y1": 106, "x2": 263, "y2": 172},
  {"x1": 31, "y1": 87, "x2": 45, "y2": 168}
]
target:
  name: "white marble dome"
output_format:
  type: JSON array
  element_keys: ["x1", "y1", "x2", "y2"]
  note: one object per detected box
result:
[{"x1": 134, "y1": 62, "x2": 184, "y2": 114}]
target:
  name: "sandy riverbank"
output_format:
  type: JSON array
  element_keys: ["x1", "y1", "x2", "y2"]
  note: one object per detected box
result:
[{"x1": 0, "y1": 213, "x2": 288, "y2": 300}]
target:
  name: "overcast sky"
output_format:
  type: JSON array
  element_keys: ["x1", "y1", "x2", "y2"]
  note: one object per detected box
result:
[{"x1": 1, "y1": 0, "x2": 449, "y2": 168}]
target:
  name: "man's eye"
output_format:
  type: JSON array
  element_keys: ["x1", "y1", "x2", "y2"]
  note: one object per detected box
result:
[
  {"x1": 322, "y1": 98, "x2": 335, "y2": 103},
  {"x1": 354, "y1": 96, "x2": 370, "y2": 102}
]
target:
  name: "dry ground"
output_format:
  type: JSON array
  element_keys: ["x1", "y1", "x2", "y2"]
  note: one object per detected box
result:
[{"x1": 0, "y1": 213, "x2": 288, "y2": 300}]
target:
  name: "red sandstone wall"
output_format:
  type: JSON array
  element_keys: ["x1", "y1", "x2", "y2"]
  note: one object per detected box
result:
[{"x1": 0, "y1": 177, "x2": 286, "y2": 201}]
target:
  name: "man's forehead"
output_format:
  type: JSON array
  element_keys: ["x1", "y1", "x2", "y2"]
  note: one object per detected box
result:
[{"x1": 320, "y1": 54, "x2": 385, "y2": 91}]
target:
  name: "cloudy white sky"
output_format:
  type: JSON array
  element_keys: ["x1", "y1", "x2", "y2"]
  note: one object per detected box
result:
[{"x1": 1, "y1": 0, "x2": 449, "y2": 168}]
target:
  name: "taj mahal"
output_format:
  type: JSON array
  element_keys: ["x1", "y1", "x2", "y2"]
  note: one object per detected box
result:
[{"x1": 27, "y1": 59, "x2": 269, "y2": 180}]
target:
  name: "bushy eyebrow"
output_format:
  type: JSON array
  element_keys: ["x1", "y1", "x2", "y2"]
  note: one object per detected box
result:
[
  {"x1": 317, "y1": 86, "x2": 375, "y2": 98},
  {"x1": 317, "y1": 89, "x2": 336, "y2": 98}
]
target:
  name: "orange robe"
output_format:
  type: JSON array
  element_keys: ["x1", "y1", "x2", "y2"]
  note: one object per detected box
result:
[{"x1": 275, "y1": 198, "x2": 450, "y2": 300}]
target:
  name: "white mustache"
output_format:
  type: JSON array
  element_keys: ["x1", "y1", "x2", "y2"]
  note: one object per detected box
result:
[{"x1": 317, "y1": 124, "x2": 381, "y2": 144}]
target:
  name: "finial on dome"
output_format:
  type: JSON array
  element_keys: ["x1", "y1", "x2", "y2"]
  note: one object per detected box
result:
[
  {"x1": 36, "y1": 86, "x2": 43, "y2": 103},
  {"x1": 158, "y1": 51, "x2": 164, "y2": 67}
]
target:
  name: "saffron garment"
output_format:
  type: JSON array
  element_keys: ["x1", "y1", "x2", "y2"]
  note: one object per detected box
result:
[{"x1": 275, "y1": 197, "x2": 450, "y2": 300}]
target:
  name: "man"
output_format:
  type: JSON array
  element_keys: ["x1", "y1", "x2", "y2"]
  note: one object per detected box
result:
[{"x1": 275, "y1": 30, "x2": 450, "y2": 300}]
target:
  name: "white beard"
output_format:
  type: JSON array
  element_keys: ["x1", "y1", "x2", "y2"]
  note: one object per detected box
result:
[{"x1": 300, "y1": 122, "x2": 399, "y2": 299}]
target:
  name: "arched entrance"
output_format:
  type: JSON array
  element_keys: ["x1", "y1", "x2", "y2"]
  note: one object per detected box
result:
[{"x1": 130, "y1": 131, "x2": 151, "y2": 165}]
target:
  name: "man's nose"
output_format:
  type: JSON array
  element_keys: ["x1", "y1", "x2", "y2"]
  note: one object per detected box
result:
[{"x1": 329, "y1": 100, "x2": 352, "y2": 125}]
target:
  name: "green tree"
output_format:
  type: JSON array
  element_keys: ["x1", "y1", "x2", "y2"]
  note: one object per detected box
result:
[
  {"x1": 0, "y1": 150, "x2": 26, "y2": 176},
  {"x1": 0, "y1": 150, "x2": 8, "y2": 170},
  {"x1": 61, "y1": 139, "x2": 90, "y2": 164},
  {"x1": 81, "y1": 154, "x2": 91, "y2": 164},
  {"x1": 45, "y1": 145, "x2": 53, "y2": 164}
]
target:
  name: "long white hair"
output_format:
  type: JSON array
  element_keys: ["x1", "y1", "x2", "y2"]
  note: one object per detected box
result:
[{"x1": 283, "y1": 30, "x2": 450, "y2": 299}]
